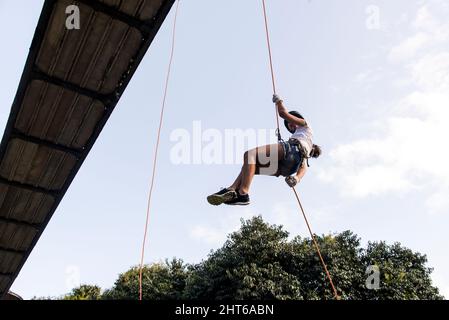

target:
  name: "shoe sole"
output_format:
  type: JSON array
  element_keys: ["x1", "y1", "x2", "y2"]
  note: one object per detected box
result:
[
  {"x1": 207, "y1": 191, "x2": 236, "y2": 206},
  {"x1": 226, "y1": 201, "x2": 250, "y2": 206}
]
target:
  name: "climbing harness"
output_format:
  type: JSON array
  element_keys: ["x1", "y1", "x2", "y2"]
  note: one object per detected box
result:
[
  {"x1": 261, "y1": 0, "x2": 340, "y2": 300},
  {"x1": 139, "y1": 0, "x2": 180, "y2": 301},
  {"x1": 289, "y1": 138, "x2": 311, "y2": 167}
]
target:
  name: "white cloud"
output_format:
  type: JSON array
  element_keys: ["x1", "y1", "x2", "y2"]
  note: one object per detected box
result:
[
  {"x1": 189, "y1": 208, "x2": 255, "y2": 246},
  {"x1": 388, "y1": 4, "x2": 449, "y2": 64},
  {"x1": 321, "y1": 3, "x2": 449, "y2": 213},
  {"x1": 413, "y1": 6, "x2": 437, "y2": 30},
  {"x1": 389, "y1": 32, "x2": 429, "y2": 62},
  {"x1": 410, "y1": 52, "x2": 449, "y2": 89}
]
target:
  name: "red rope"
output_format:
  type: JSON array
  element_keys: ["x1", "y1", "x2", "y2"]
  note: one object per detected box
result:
[
  {"x1": 261, "y1": 0, "x2": 282, "y2": 141},
  {"x1": 139, "y1": 0, "x2": 180, "y2": 301},
  {"x1": 292, "y1": 187, "x2": 340, "y2": 300}
]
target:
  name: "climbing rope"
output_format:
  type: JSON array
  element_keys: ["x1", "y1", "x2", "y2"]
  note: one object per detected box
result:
[
  {"x1": 292, "y1": 187, "x2": 340, "y2": 299},
  {"x1": 136, "y1": 0, "x2": 337, "y2": 301},
  {"x1": 262, "y1": 0, "x2": 282, "y2": 142},
  {"x1": 262, "y1": 0, "x2": 340, "y2": 300},
  {"x1": 139, "y1": 0, "x2": 180, "y2": 301}
]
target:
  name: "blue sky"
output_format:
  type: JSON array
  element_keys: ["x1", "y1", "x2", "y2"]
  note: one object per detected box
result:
[{"x1": 1, "y1": 0, "x2": 448, "y2": 299}]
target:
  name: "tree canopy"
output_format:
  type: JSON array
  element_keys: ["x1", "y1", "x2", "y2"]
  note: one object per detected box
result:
[{"x1": 58, "y1": 216, "x2": 442, "y2": 300}]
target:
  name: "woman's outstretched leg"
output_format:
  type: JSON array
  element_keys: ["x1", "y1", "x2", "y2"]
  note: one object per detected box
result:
[
  {"x1": 207, "y1": 143, "x2": 283, "y2": 206},
  {"x1": 229, "y1": 169, "x2": 243, "y2": 191},
  {"x1": 238, "y1": 143, "x2": 283, "y2": 195}
]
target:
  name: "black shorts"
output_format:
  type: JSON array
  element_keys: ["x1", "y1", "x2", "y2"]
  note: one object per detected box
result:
[{"x1": 278, "y1": 140, "x2": 303, "y2": 177}]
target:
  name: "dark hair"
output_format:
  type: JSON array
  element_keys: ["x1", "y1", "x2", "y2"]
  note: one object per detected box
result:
[
  {"x1": 284, "y1": 111, "x2": 304, "y2": 133},
  {"x1": 310, "y1": 144, "x2": 322, "y2": 158}
]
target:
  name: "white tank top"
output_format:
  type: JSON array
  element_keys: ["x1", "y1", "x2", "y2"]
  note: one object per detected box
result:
[{"x1": 290, "y1": 125, "x2": 313, "y2": 156}]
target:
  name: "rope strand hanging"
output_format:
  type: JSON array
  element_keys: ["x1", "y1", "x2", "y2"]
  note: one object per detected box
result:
[
  {"x1": 261, "y1": 0, "x2": 282, "y2": 142},
  {"x1": 138, "y1": 0, "x2": 180, "y2": 301},
  {"x1": 292, "y1": 187, "x2": 340, "y2": 299},
  {"x1": 261, "y1": 0, "x2": 339, "y2": 300}
]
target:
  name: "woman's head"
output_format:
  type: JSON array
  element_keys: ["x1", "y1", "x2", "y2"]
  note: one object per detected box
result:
[
  {"x1": 310, "y1": 144, "x2": 322, "y2": 158},
  {"x1": 284, "y1": 111, "x2": 304, "y2": 133}
]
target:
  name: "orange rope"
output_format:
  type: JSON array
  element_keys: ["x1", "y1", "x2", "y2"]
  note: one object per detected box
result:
[
  {"x1": 292, "y1": 187, "x2": 340, "y2": 300},
  {"x1": 262, "y1": 1, "x2": 339, "y2": 299},
  {"x1": 139, "y1": 0, "x2": 180, "y2": 301},
  {"x1": 261, "y1": 0, "x2": 282, "y2": 141}
]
